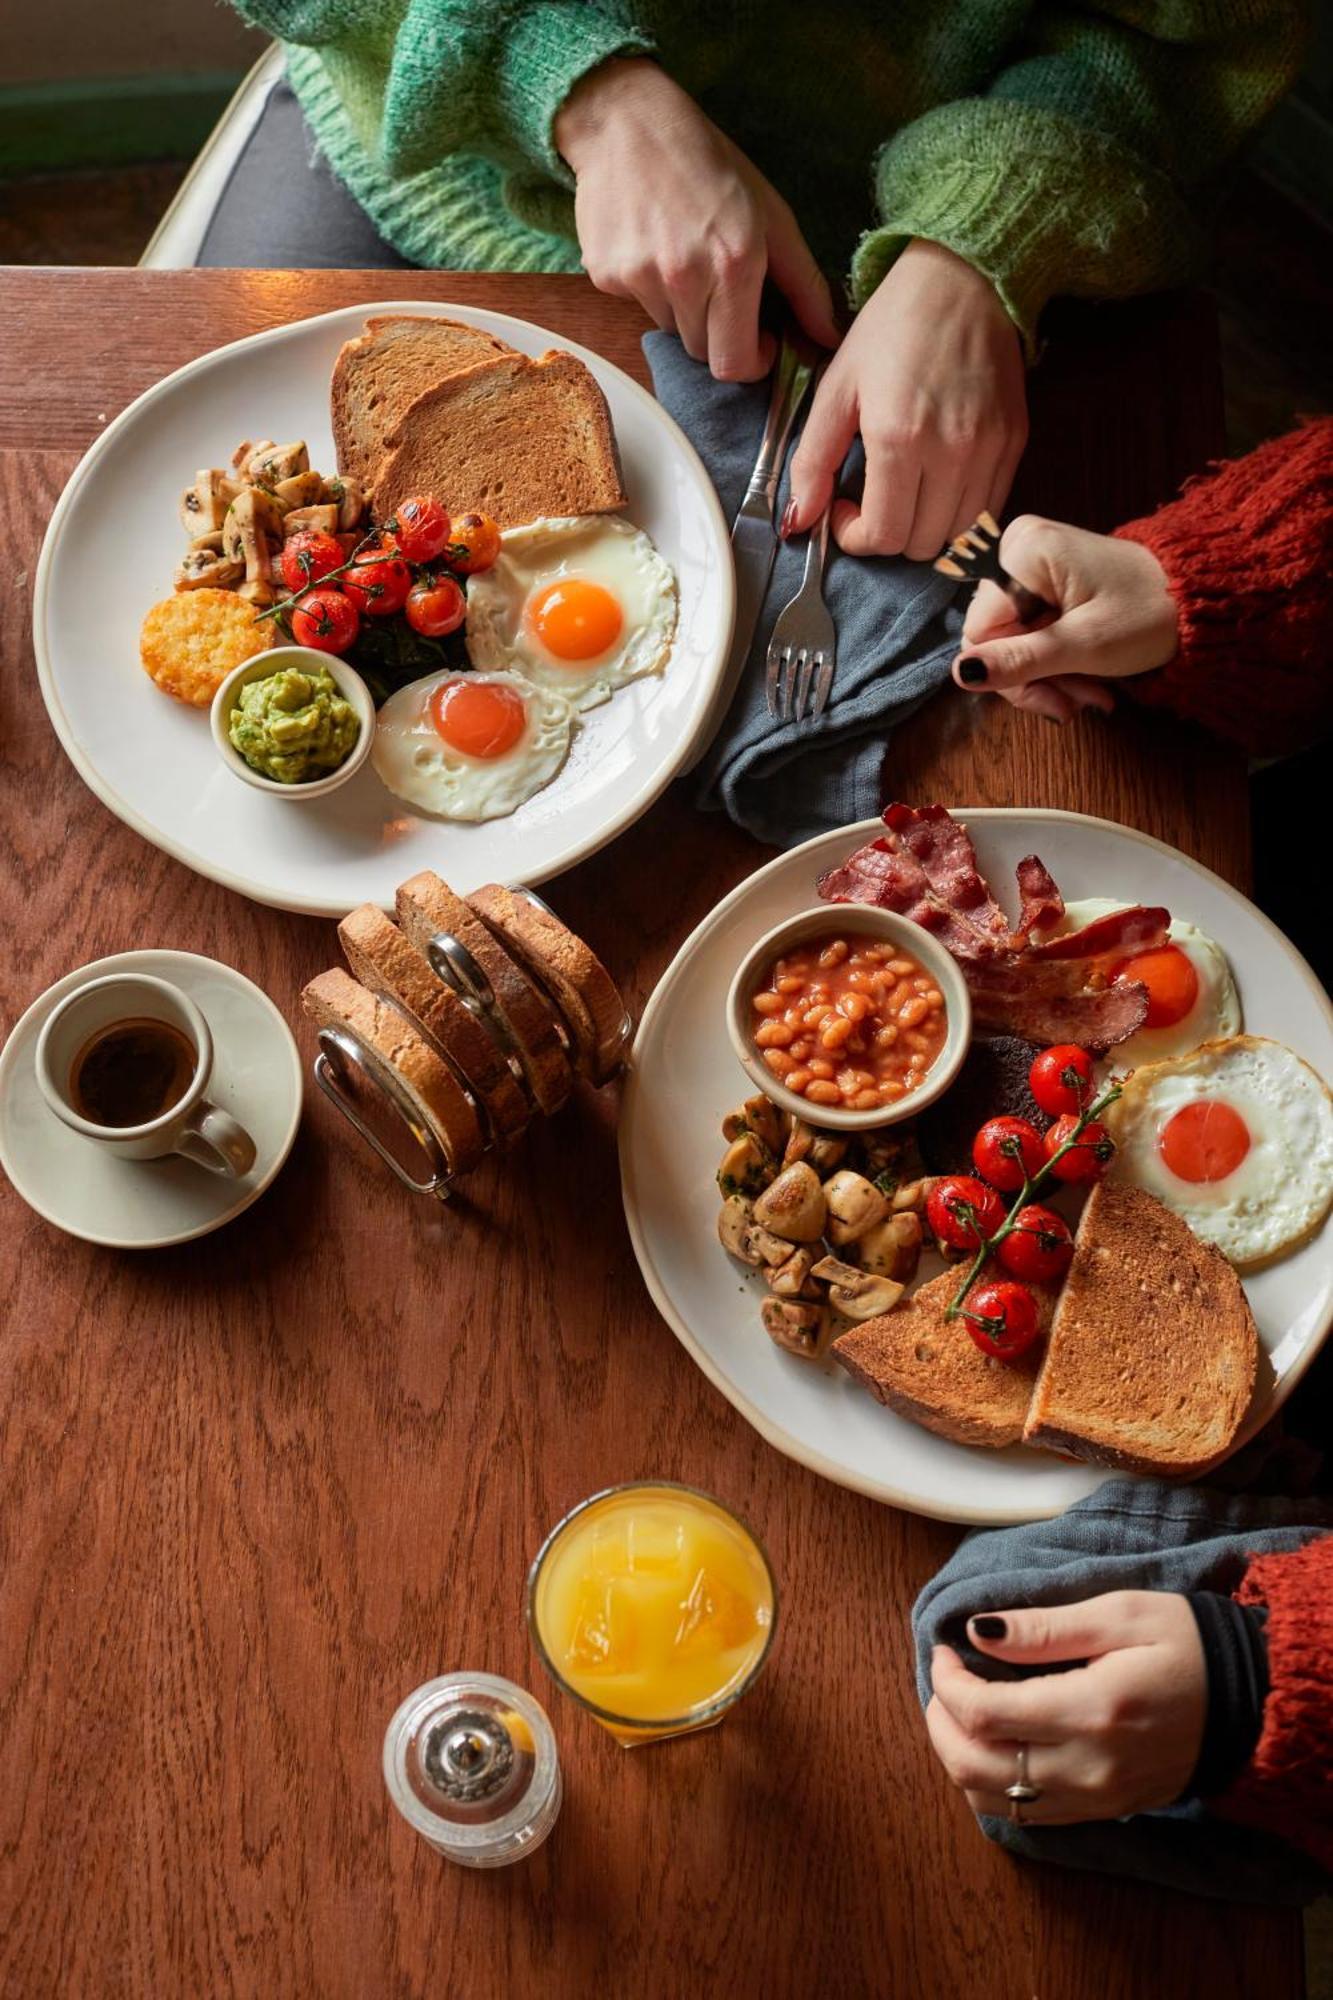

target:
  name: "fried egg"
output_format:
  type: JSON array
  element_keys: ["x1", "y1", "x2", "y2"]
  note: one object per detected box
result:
[
  {"x1": 465, "y1": 516, "x2": 678, "y2": 711},
  {"x1": 1108, "y1": 1036, "x2": 1333, "y2": 1267},
  {"x1": 1058, "y1": 898, "x2": 1241, "y2": 1068},
  {"x1": 371, "y1": 669, "x2": 572, "y2": 822}
]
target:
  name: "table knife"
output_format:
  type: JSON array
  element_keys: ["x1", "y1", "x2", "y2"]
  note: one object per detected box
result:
[{"x1": 685, "y1": 337, "x2": 815, "y2": 766}]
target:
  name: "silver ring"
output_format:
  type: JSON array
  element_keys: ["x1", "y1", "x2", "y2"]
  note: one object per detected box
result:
[{"x1": 1004, "y1": 1742, "x2": 1042, "y2": 1824}]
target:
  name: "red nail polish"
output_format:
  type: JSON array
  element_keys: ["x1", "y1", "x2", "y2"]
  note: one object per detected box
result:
[{"x1": 779, "y1": 500, "x2": 799, "y2": 540}]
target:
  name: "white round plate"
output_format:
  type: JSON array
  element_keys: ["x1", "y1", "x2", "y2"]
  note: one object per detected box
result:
[
  {"x1": 34, "y1": 302, "x2": 733, "y2": 916},
  {"x1": 621, "y1": 809, "x2": 1333, "y2": 1524},
  {"x1": 0, "y1": 950, "x2": 302, "y2": 1249}
]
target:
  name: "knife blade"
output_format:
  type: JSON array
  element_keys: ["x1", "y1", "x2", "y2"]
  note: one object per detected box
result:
[{"x1": 685, "y1": 336, "x2": 815, "y2": 767}]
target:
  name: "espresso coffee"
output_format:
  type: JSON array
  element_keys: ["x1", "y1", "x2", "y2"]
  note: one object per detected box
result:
[{"x1": 70, "y1": 1016, "x2": 197, "y2": 1128}]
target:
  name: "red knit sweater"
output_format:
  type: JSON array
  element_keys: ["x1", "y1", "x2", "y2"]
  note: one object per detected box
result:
[
  {"x1": 1114, "y1": 418, "x2": 1333, "y2": 760},
  {"x1": 1215, "y1": 1532, "x2": 1333, "y2": 1872}
]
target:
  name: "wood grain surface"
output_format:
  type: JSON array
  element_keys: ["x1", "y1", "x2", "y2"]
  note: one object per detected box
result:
[{"x1": 0, "y1": 270, "x2": 1294, "y2": 2000}]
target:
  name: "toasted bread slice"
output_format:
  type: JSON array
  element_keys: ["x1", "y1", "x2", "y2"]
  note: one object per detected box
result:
[
  {"x1": 375, "y1": 350, "x2": 626, "y2": 527},
  {"x1": 395, "y1": 871, "x2": 572, "y2": 1116},
  {"x1": 466, "y1": 884, "x2": 628, "y2": 1085},
  {"x1": 832, "y1": 1267, "x2": 1056, "y2": 1450},
  {"x1": 301, "y1": 967, "x2": 485, "y2": 1177},
  {"x1": 337, "y1": 904, "x2": 530, "y2": 1142},
  {"x1": 1023, "y1": 1182, "x2": 1258, "y2": 1476},
  {"x1": 331, "y1": 314, "x2": 517, "y2": 493}
]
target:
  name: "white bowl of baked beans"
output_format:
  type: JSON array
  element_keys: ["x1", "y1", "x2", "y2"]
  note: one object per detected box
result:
[{"x1": 726, "y1": 907, "x2": 972, "y2": 1129}]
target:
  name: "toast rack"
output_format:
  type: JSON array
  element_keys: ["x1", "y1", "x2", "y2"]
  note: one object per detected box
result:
[{"x1": 313, "y1": 885, "x2": 632, "y2": 1200}]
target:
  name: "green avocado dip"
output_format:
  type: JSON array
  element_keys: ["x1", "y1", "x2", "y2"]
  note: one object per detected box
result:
[{"x1": 228, "y1": 664, "x2": 359, "y2": 785}]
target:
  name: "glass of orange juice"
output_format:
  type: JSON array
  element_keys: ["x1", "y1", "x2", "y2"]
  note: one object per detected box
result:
[{"x1": 527, "y1": 1482, "x2": 777, "y2": 1746}]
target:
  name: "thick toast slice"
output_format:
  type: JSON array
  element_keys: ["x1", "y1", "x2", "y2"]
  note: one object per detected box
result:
[
  {"x1": 395, "y1": 871, "x2": 572, "y2": 1117},
  {"x1": 1023, "y1": 1182, "x2": 1258, "y2": 1476},
  {"x1": 331, "y1": 314, "x2": 516, "y2": 493},
  {"x1": 375, "y1": 349, "x2": 626, "y2": 527},
  {"x1": 466, "y1": 884, "x2": 628, "y2": 1086},
  {"x1": 337, "y1": 903, "x2": 530, "y2": 1142},
  {"x1": 832, "y1": 1266, "x2": 1055, "y2": 1450},
  {"x1": 301, "y1": 967, "x2": 485, "y2": 1177}
]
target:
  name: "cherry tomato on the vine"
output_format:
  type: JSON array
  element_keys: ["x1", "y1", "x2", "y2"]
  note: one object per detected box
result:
[
  {"x1": 446, "y1": 511, "x2": 502, "y2": 575},
  {"x1": 384, "y1": 494, "x2": 450, "y2": 565},
  {"x1": 926, "y1": 1175, "x2": 1006, "y2": 1252},
  {"x1": 341, "y1": 546, "x2": 412, "y2": 618},
  {"x1": 972, "y1": 1115, "x2": 1046, "y2": 1192},
  {"x1": 280, "y1": 529, "x2": 344, "y2": 594},
  {"x1": 289, "y1": 586, "x2": 359, "y2": 655},
  {"x1": 963, "y1": 1280, "x2": 1041, "y2": 1361},
  {"x1": 405, "y1": 573, "x2": 467, "y2": 638},
  {"x1": 1043, "y1": 1114, "x2": 1115, "y2": 1184},
  {"x1": 996, "y1": 1204, "x2": 1074, "y2": 1284},
  {"x1": 1029, "y1": 1044, "x2": 1096, "y2": 1119}
]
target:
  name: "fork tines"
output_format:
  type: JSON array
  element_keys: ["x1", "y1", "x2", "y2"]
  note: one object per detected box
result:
[{"x1": 933, "y1": 510, "x2": 1004, "y2": 587}]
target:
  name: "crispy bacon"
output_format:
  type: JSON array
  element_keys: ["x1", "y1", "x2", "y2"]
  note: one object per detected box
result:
[{"x1": 817, "y1": 803, "x2": 1171, "y2": 1051}]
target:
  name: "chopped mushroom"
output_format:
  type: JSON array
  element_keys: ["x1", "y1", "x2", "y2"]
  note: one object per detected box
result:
[
  {"x1": 718, "y1": 1196, "x2": 761, "y2": 1265},
  {"x1": 782, "y1": 1117, "x2": 847, "y2": 1174},
  {"x1": 823, "y1": 1169, "x2": 892, "y2": 1246},
  {"x1": 769, "y1": 1247, "x2": 818, "y2": 1299},
  {"x1": 174, "y1": 531, "x2": 245, "y2": 590},
  {"x1": 324, "y1": 474, "x2": 367, "y2": 532},
  {"x1": 892, "y1": 1179, "x2": 929, "y2": 1213},
  {"x1": 282, "y1": 503, "x2": 341, "y2": 540},
  {"x1": 223, "y1": 487, "x2": 285, "y2": 598},
  {"x1": 752, "y1": 1162, "x2": 826, "y2": 1243},
  {"x1": 717, "y1": 1133, "x2": 775, "y2": 1201},
  {"x1": 761, "y1": 1297, "x2": 825, "y2": 1357},
  {"x1": 179, "y1": 469, "x2": 242, "y2": 536},
  {"x1": 825, "y1": 1271, "x2": 905, "y2": 1321},
  {"x1": 721, "y1": 1094, "x2": 785, "y2": 1157},
  {"x1": 244, "y1": 440, "x2": 309, "y2": 484},
  {"x1": 850, "y1": 1212, "x2": 922, "y2": 1283},
  {"x1": 272, "y1": 470, "x2": 326, "y2": 515}
]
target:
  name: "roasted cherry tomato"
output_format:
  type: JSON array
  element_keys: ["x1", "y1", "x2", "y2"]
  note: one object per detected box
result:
[
  {"x1": 446, "y1": 511, "x2": 502, "y2": 575},
  {"x1": 405, "y1": 573, "x2": 467, "y2": 638},
  {"x1": 963, "y1": 1280, "x2": 1041, "y2": 1361},
  {"x1": 996, "y1": 1204, "x2": 1074, "y2": 1284},
  {"x1": 1043, "y1": 1113, "x2": 1115, "y2": 1183},
  {"x1": 384, "y1": 494, "x2": 450, "y2": 565},
  {"x1": 289, "y1": 586, "x2": 359, "y2": 655},
  {"x1": 1029, "y1": 1044, "x2": 1096, "y2": 1119},
  {"x1": 280, "y1": 529, "x2": 345, "y2": 594},
  {"x1": 926, "y1": 1175, "x2": 1006, "y2": 1252},
  {"x1": 341, "y1": 546, "x2": 412, "y2": 618},
  {"x1": 972, "y1": 1115, "x2": 1045, "y2": 1192}
]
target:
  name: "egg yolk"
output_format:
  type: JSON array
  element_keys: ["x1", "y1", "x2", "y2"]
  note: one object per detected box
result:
[
  {"x1": 430, "y1": 678, "x2": 527, "y2": 760},
  {"x1": 1159, "y1": 1099, "x2": 1251, "y2": 1183},
  {"x1": 1116, "y1": 944, "x2": 1199, "y2": 1029},
  {"x1": 525, "y1": 578, "x2": 623, "y2": 661}
]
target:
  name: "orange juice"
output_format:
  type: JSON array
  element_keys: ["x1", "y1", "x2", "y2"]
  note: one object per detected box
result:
[{"x1": 528, "y1": 1483, "x2": 776, "y2": 1743}]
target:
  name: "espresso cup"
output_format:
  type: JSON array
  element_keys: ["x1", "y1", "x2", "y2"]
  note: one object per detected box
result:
[{"x1": 35, "y1": 973, "x2": 257, "y2": 1178}]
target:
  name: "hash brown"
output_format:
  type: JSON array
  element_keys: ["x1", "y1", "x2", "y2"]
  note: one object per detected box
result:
[{"x1": 139, "y1": 589, "x2": 271, "y2": 707}]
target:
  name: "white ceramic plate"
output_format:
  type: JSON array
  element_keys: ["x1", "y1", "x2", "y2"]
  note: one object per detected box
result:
[
  {"x1": 0, "y1": 950, "x2": 302, "y2": 1249},
  {"x1": 620, "y1": 809, "x2": 1333, "y2": 1524},
  {"x1": 34, "y1": 303, "x2": 733, "y2": 916}
]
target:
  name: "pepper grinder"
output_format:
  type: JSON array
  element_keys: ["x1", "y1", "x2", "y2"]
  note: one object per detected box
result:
[{"x1": 383, "y1": 1672, "x2": 562, "y2": 1868}]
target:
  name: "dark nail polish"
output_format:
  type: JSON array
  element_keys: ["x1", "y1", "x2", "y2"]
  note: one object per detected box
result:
[
  {"x1": 970, "y1": 1614, "x2": 1007, "y2": 1639},
  {"x1": 779, "y1": 500, "x2": 799, "y2": 541},
  {"x1": 957, "y1": 657, "x2": 988, "y2": 686}
]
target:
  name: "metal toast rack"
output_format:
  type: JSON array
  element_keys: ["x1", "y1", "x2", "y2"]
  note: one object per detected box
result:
[{"x1": 313, "y1": 884, "x2": 632, "y2": 1200}]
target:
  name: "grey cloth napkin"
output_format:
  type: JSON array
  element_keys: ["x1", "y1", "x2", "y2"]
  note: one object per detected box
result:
[
  {"x1": 913, "y1": 1478, "x2": 1333, "y2": 1904},
  {"x1": 644, "y1": 333, "x2": 963, "y2": 847}
]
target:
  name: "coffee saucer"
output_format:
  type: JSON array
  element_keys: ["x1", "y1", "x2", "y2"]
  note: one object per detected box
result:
[{"x1": 0, "y1": 949, "x2": 302, "y2": 1249}]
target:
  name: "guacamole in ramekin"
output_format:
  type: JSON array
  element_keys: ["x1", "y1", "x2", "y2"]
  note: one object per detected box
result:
[{"x1": 228, "y1": 664, "x2": 360, "y2": 785}]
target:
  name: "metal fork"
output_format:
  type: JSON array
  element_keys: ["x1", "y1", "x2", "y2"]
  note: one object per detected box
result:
[{"x1": 765, "y1": 503, "x2": 835, "y2": 721}]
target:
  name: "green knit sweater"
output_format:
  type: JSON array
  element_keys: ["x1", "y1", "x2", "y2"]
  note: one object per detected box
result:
[{"x1": 234, "y1": 1, "x2": 1304, "y2": 349}]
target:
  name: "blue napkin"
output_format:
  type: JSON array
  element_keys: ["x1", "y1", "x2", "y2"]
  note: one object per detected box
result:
[
  {"x1": 913, "y1": 1477, "x2": 1333, "y2": 1904},
  {"x1": 644, "y1": 333, "x2": 963, "y2": 847}
]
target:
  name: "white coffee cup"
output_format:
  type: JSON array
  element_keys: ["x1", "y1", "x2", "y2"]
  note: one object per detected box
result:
[{"x1": 35, "y1": 972, "x2": 257, "y2": 1178}]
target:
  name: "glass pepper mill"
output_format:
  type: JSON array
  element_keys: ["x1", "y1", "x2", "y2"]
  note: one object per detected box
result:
[{"x1": 382, "y1": 1672, "x2": 561, "y2": 1868}]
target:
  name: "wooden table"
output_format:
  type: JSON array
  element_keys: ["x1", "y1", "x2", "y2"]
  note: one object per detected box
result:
[{"x1": 0, "y1": 270, "x2": 1299, "y2": 2000}]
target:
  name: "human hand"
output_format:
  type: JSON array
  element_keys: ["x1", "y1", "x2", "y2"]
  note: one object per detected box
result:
[
  {"x1": 952, "y1": 515, "x2": 1180, "y2": 723},
  {"x1": 786, "y1": 239, "x2": 1027, "y2": 560},
  {"x1": 556, "y1": 57, "x2": 839, "y2": 381},
  {"x1": 925, "y1": 1592, "x2": 1207, "y2": 1825}
]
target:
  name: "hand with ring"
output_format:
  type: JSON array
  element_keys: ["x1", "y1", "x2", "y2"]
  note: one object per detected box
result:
[{"x1": 926, "y1": 1591, "x2": 1208, "y2": 1825}]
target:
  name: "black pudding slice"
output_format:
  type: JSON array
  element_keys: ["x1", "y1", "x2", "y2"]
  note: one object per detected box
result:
[{"x1": 918, "y1": 1034, "x2": 1049, "y2": 1175}]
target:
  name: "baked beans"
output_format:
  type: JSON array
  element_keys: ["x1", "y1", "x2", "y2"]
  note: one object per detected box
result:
[{"x1": 751, "y1": 933, "x2": 948, "y2": 1109}]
